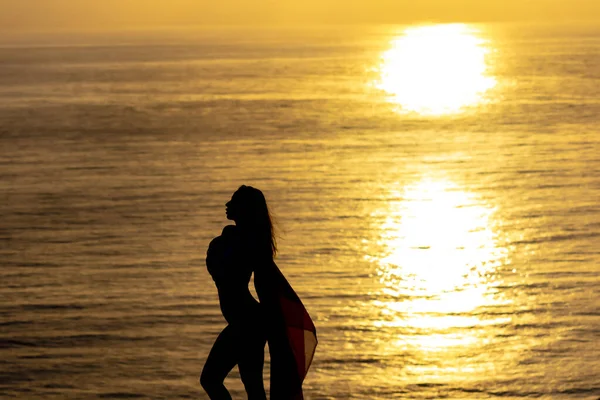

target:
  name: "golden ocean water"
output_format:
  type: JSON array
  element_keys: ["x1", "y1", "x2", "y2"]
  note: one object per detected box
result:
[{"x1": 1, "y1": 23, "x2": 599, "y2": 399}]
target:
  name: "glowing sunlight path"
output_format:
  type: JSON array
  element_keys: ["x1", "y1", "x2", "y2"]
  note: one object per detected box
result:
[{"x1": 368, "y1": 177, "x2": 510, "y2": 352}]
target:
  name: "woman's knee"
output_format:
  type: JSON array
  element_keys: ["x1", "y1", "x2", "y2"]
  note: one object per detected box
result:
[
  {"x1": 199, "y1": 370, "x2": 209, "y2": 389},
  {"x1": 200, "y1": 367, "x2": 219, "y2": 390},
  {"x1": 244, "y1": 384, "x2": 266, "y2": 400},
  {"x1": 239, "y1": 360, "x2": 266, "y2": 399}
]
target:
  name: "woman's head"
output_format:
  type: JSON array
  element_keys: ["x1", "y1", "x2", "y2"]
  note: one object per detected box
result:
[{"x1": 225, "y1": 185, "x2": 276, "y2": 257}]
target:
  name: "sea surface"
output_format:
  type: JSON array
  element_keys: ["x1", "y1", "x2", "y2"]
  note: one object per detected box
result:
[{"x1": 1, "y1": 23, "x2": 599, "y2": 399}]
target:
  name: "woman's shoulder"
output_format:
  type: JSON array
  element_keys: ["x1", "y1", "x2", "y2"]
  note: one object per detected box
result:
[
  {"x1": 208, "y1": 225, "x2": 237, "y2": 249},
  {"x1": 221, "y1": 225, "x2": 238, "y2": 237}
]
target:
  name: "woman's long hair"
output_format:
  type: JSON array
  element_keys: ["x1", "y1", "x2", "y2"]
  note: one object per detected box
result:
[{"x1": 233, "y1": 185, "x2": 277, "y2": 258}]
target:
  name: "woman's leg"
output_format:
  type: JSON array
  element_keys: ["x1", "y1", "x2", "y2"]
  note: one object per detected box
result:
[
  {"x1": 200, "y1": 325, "x2": 238, "y2": 400},
  {"x1": 238, "y1": 330, "x2": 267, "y2": 400}
]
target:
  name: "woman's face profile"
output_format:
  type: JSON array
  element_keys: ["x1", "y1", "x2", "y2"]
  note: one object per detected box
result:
[{"x1": 225, "y1": 192, "x2": 242, "y2": 221}]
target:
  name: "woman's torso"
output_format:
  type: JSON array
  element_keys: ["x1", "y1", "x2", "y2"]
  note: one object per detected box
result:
[{"x1": 206, "y1": 226, "x2": 262, "y2": 325}]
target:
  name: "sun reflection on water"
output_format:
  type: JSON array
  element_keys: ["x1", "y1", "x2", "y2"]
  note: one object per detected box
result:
[
  {"x1": 369, "y1": 177, "x2": 509, "y2": 351},
  {"x1": 376, "y1": 24, "x2": 497, "y2": 115}
]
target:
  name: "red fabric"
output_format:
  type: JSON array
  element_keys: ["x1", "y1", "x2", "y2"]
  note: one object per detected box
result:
[
  {"x1": 255, "y1": 261, "x2": 317, "y2": 400},
  {"x1": 287, "y1": 327, "x2": 305, "y2": 377}
]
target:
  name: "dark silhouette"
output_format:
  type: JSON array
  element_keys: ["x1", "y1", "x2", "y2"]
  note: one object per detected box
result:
[{"x1": 201, "y1": 185, "x2": 317, "y2": 400}]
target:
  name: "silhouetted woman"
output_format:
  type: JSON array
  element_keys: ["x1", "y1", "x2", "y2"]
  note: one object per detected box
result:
[{"x1": 201, "y1": 185, "x2": 317, "y2": 400}]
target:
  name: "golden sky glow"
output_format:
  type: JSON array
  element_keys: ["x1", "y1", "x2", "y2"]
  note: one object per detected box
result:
[{"x1": 0, "y1": 0, "x2": 599, "y2": 31}]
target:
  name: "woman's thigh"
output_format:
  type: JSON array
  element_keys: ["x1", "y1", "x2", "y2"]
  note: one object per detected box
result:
[
  {"x1": 237, "y1": 329, "x2": 267, "y2": 392},
  {"x1": 201, "y1": 325, "x2": 239, "y2": 382}
]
